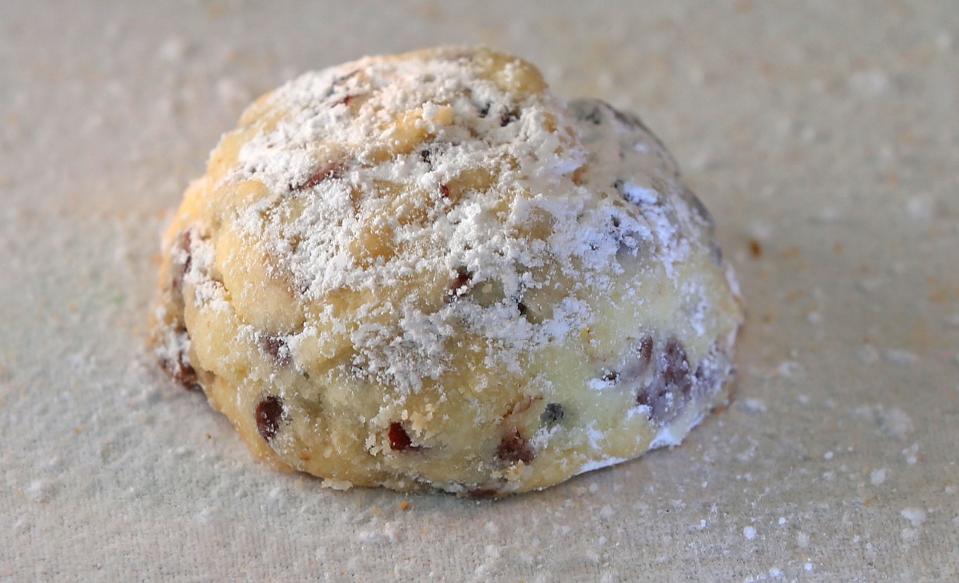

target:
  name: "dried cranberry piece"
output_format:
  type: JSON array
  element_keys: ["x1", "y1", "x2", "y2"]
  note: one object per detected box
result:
[
  {"x1": 260, "y1": 335, "x2": 291, "y2": 366},
  {"x1": 638, "y1": 336, "x2": 654, "y2": 367},
  {"x1": 635, "y1": 337, "x2": 695, "y2": 422},
  {"x1": 255, "y1": 396, "x2": 284, "y2": 442},
  {"x1": 388, "y1": 422, "x2": 420, "y2": 451},
  {"x1": 496, "y1": 429, "x2": 534, "y2": 464},
  {"x1": 294, "y1": 161, "x2": 343, "y2": 191},
  {"x1": 159, "y1": 326, "x2": 202, "y2": 392},
  {"x1": 662, "y1": 339, "x2": 692, "y2": 396},
  {"x1": 160, "y1": 354, "x2": 201, "y2": 392}
]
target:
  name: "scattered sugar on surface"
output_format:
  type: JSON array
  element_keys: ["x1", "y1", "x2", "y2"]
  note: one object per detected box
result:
[
  {"x1": 25, "y1": 479, "x2": 55, "y2": 503},
  {"x1": 870, "y1": 468, "x2": 888, "y2": 486},
  {"x1": 884, "y1": 349, "x2": 918, "y2": 366},
  {"x1": 902, "y1": 443, "x2": 919, "y2": 465},
  {"x1": 742, "y1": 398, "x2": 767, "y2": 414}
]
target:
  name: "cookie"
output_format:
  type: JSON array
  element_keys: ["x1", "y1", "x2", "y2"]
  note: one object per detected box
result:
[{"x1": 151, "y1": 47, "x2": 743, "y2": 496}]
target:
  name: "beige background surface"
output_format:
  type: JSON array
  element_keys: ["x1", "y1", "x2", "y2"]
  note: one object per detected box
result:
[{"x1": 2, "y1": 1, "x2": 958, "y2": 581}]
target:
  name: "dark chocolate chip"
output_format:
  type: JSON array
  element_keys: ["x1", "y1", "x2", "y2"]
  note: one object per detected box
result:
[
  {"x1": 477, "y1": 102, "x2": 491, "y2": 118},
  {"x1": 496, "y1": 428, "x2": 534, "y2": 464},
  {"x1": 540, "y1": 403, "x2": 565, "y2": 426},
  {"x1": 419, "y1": 148, "x2": 433, "y2": 169},
  {"x1": 388, "y1": 422, "x2": 420, "y2": 451},
  {"x1": 255, "y1": 396, "x2": 284, "y2": 442},
  {"x1": 601, "y1": 370, "x2": 619, "y2": 383},
  {"x1": 499, "y1": 108, "x2": 520, "y2": 127},
  {"x1": 516, "y1": 301, "x2": 528, "y2": 316}
]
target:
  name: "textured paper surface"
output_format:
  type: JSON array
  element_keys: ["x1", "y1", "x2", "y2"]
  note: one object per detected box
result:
[{"x1": 2, "y1": 1, "x2": 958, "y2": 581}]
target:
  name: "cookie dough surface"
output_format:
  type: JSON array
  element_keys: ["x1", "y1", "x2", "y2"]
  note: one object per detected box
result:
[{"x1": 152, "y1": 47, "x2": 743, "y2": 496}]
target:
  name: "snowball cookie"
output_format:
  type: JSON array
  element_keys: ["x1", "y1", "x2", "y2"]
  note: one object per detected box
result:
[{"x1": 152, "y1": 47, "x2": 743, "y2": 496}]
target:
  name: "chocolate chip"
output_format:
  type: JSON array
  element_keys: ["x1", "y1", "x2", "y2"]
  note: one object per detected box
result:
[
  {"x1": 255, "y1": 396, "x2": 284, "y2": 442},
  {"x1": 496, "y1": 429, "x2": 534, "y2": 464},
  {"x1": 541, "y1": 403, "x2": 565, "y2": 426},
  {"x1": 499, "y1": 108, "x2": 520, "y2": 127},
  {"x1": 601, "y1": 370, "x2": 619, "y2": 383},
  {"x1": 748, "y1": 239, "x2": 763, "y2": 259},
  {"x1": 516, "y1": 301, "x2": 528, "y2": 316},
  {"x1": 445, "y1": 267, "x2": 472, "y2": 303},
  {"x1": 388, "y1": 422, "x2": 420, "y2": 451},
  {"x1": 260, "y1": 335, "x2": 291, "y2": 366},
  {"x1": 419, "y1": 148, "x2": 433, "y2": 169},
  {"x1": 477, "y1": 102, "x2": 491, "y2": 118}
]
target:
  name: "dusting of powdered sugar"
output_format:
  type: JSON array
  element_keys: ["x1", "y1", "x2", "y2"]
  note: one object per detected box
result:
[{"x1": 199, "y1": 47, "x2": 717, "y2": 394}]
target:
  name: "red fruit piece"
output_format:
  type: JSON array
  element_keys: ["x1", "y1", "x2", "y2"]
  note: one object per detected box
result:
[
  {"x1": 388, "y1": 422, "x2": 420, "y2": 451},
  {"x1": 662, "y1": 338, "x2": 692, "y2": 397},
  {"x1": 255, "y1": 396, "x2": 285, "y2": 442},
  {"x1": 294, "y1": 161, "x2": 344, "y2": 191},
  {"x1": 496, "y1": 429, "x2": 534, "y2": 464},
  {"x1": 635, "y1": 337, "x2": 695, "y2": 422},
  {"x1": 260, "y1": 335, "x2": 291, "y2": 366}
]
